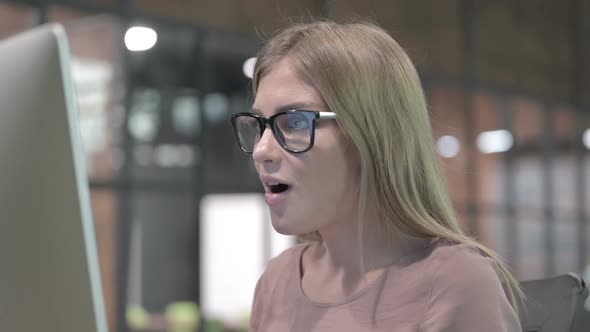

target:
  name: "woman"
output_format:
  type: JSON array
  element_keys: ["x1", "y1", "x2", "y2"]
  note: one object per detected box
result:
[{"x1": 230, "y1": 20, "x2": 522, "y2": 331}]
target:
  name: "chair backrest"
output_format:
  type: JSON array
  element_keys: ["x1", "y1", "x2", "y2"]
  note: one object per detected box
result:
[
  {"x1": 517, "y1": 273, "x2": 588, "y2": 332},
  {"x1": 573, "y1": 308, "x2": 590, "y2": 332}
]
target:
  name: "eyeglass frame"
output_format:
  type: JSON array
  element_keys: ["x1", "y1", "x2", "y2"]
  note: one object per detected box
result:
[{"x1": 230, "y1": 110, "x2": 337, "y2": 154}]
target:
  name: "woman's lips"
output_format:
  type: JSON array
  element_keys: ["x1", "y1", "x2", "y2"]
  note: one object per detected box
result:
[
  {"x1": 264, "y1": 187, "x2": 292, "y2": 207},
  {"x1": 260, "y1": 175, "x2": 292, "y2": 207}
]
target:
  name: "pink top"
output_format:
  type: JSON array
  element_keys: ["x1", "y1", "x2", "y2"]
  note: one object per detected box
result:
[{"x1": 250, "y1": 239, "x2": 521, "y2": 331}]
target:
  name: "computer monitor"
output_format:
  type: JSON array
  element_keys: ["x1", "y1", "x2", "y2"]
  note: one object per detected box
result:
[{"x1": 0, "y1": 23, "x2": 108, "y2": 332}]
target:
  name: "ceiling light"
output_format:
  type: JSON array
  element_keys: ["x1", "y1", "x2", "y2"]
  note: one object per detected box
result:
[
  {"x1": 437, "y1": 135, "x2": 460, "y2": 158},
  {"x1": 125, "y1": 27, "x2": 158, "y2": 51},
  {"x1": 242, "y1": 57, "x2": 256, "y2": 79},
  {"x1": 477, "y1": 129, "x2": 513, "y2": 154}
]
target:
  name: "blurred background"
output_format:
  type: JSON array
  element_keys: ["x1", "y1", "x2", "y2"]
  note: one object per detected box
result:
[{"x1": 0, "y1": 0, "x2": 589, "y2": 331}]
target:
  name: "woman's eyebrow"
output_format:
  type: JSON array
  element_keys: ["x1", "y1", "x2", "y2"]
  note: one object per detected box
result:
[{"x1": 251, "y1": 102, "x2": 325, "y2": 115}]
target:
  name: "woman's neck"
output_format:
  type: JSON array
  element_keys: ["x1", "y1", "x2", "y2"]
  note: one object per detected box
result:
[{"x1": 315, "y1": 217, "x2": 428, "y2": 275}]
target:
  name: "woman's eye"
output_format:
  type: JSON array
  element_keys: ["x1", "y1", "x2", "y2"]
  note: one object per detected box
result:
[{"x1": 289, "y1": 119, "x2": 309, "y2": 129}]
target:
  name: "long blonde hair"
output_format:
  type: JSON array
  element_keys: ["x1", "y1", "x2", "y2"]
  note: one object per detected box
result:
[{"x1": 251, "y1": 20, "x2": 523, "y2": 310}]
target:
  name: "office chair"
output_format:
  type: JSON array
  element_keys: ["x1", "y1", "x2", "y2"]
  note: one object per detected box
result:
[
  {"x1": 572, "y1": 307, "x2": 590, "y2": 332},
  {"x1": 516, "y1": 273, "x2": 588, "y2": 332}
]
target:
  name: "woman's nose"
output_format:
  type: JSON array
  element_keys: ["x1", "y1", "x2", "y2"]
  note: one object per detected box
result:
[{"x1": 252, "y1": 127, "x2": 282, "y2": 164}]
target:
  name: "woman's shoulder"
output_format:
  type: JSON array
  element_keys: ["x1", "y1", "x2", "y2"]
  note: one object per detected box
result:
[
  {"x1": 424, "y1": 239, "x2": 502, "y2": 288},
  {"x1": 419, "y1": 240, "x2": 520, "y2": 330},
  {"x1": 428, "y1": 239, "x2": 498, "y2": 276},
  {"x1": 428, "y1": 240, "x2": 516, "y2": 308},
  {"x1": 262, "y1": 242, "x2": 309, "y2": 277}
]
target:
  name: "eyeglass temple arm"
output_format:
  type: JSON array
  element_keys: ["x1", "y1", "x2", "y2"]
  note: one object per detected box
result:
[{"x1": 319, "y1": 111, "x2": 337, "y2": 119}]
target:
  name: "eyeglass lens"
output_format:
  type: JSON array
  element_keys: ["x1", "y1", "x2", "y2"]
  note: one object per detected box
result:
[{"x1": 235, "y1": 112, "x2": 312, "y2": 152}]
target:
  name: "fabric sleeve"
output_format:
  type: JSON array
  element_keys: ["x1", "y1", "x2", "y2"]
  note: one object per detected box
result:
[
  {"x1": 249, "y1": 271, "x2": 267, "y2": 332},
  {"x1": 420, "y1": 248, "x2": 521, "y2": 332}
]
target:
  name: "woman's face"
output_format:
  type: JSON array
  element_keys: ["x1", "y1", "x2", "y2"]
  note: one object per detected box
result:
[{"x1": 252, "y1": 58, "x2": 361, "y2": 235}]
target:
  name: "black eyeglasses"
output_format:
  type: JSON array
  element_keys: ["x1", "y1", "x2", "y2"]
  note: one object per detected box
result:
[{"x1": 230, "y1": 110, "x2": 337, "y2": 154}]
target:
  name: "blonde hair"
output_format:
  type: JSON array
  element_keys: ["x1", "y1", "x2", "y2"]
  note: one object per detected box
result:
[{"x1": 251, "y1": 20, "x2": 523, "y2": 310}]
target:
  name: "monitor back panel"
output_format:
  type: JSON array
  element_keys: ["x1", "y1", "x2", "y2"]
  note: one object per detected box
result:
[{"x1": 0, "y1": 24, "x2": 107, "y2": 332}]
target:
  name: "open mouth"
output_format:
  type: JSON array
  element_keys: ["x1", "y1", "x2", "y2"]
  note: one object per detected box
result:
[{"x1": 269, "y1": 183, "x2": 291, "y2": 194}]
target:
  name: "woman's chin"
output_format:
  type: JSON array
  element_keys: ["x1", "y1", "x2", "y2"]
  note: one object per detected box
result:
[
  {"x1": 270, "y1": 218, "x2": 307, "y2": 236},
  {"x1": 270, "y1": 222, "x2": 297, "y2": 235}
]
